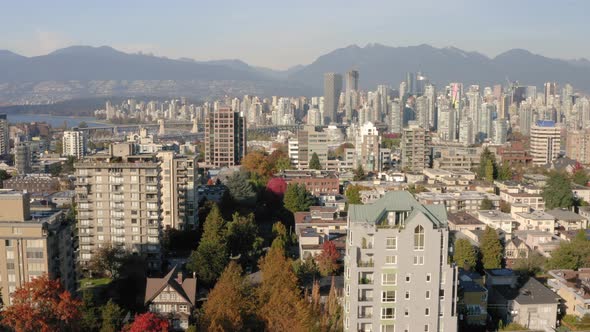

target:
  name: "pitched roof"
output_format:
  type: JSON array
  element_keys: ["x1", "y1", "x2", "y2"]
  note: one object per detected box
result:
[
  {"x1": 144, "y1": 266, "x2": 197, "y2": 306},
  {"x1": 495, "y1": 277, "x2": 559, "y2": 305},
  {"x1": 348, "y1": 190, "x2": 447, "y2": 227}
]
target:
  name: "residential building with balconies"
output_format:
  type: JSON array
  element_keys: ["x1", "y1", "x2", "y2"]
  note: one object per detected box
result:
[{"x1": 343, "y1": 191, "x2": 458, "y2": 332}]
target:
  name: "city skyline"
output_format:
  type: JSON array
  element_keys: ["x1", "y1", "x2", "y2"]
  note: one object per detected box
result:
[{"x1": 1, "y1": 0, "x2": 589, "y2": 69}]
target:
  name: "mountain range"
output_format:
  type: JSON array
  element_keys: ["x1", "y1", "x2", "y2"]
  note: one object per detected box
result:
[{"x1": 0, "y1": 43, "x2": 589, "y2": 105}]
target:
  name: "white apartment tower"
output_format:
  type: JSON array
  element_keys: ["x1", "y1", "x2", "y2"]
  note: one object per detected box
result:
[
  {"x1": 530, "y1": 120, "x2": 561, "y2": 166},
  {"x1": 63, "y1": 130, "x2": 87, "y2": 158},
  {"x1": 344, "y1": 191, "x2": 458, "y2": 332}
]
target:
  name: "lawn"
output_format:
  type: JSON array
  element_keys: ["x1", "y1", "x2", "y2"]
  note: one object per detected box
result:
[{"x1": 78, "y1": 277, "x2": 112, "y2": 290}]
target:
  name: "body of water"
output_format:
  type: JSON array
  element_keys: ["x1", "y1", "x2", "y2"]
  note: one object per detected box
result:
[{"x1": 6, "y1": 114, "x2": 109, "y2": 128}]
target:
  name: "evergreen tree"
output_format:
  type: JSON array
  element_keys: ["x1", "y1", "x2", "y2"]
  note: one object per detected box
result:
[
  {"x1": 513, "y1": 252, "x2": 546, "y2": 276},
  {"x1": 188, "y1": 240, "x2": 228, "y2": 286},
  {"x1": 353, "y1": 165, "x2": 366, "y2": 181},
  {"x1": 225, "y1": 171, "x2": 257, "y2": 206},
  {"x1": 484, "y1": 159, "x2": 495, "y2": 182},
  {"x1": 188, "y1": 205, "x2": 229, "y2": 285},
  {"x1": 543, "y1": 171, "x2": 574, "y2": 209},
  {"x1": 497, "y1": 162, "x2": 513, "y2": 181},
  {"x1": 283, "y1": 183, "x2": 315, "y2": 213},
  {"x1": 309, "y1": 152, "x2": 322, "y2": 170},
  {"x1": 480, "y1": 226, "x2": 503, "y2": 269},
  {"x1": 226, "y1": 213, "x2": 263, "y2": 264},
  {"x1": 100, "y1": 299, "x2": 125, "y2": 332},
  {"x1": 345, "y1": 184, "x2": 363, "y2": 205},
  {"x1": 80, "y1": 290, "x2": 100, "y2": 331},
  {"x1": 453, "y1": 238, "x2": 477, "y2": 271},
  {"x1": 478, "y1": 147, "x2": 497, "y2": 180}
]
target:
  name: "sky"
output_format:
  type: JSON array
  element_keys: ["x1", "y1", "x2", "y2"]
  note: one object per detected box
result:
[{"x1": 1, "y1": 0, "x2": 588, "y2": 69}]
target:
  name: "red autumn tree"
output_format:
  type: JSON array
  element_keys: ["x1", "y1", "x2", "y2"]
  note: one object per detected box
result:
[
  {"x1": 315, "y1": 240, "x2": 341, "y2": 276},
  {"x1": 1, "y1": 274, "x2": 82, "y2": 332},
  {"x1": 125, "y1": 312, "x2": 169, "y2": 332}
]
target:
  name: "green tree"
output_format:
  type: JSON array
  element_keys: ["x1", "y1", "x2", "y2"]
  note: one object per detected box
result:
[
  {"x1": 353, "y1": 165, "x2": 366, "y2": 181},
  {"x1": 484, "y1": 159, "x2": 495, "y2": 182},
  {"x1": 573, "y1": 169, "x2": 590, "y2": 186},
  {"x1": 500, "y1": 201, "x2": 511, "y2": 213},
  {"x1": 0, "y1": 169, "x2": 11, "y2": 183},
  {"x1": 453, "y1": 238, "x2": 477, "y2": 270},
  {"x1": 513, "y1": 252, "x2": 546, "y2": 276},
  {"x1": 274, "y1": 156, "x2": 292, "y2": 172},
  {"x1": 497, "y1": 162, "x2": 513, "y2": 181},
  {"x1": 283, "y1": 183, "x2": 315, "y2": 213},
  {"x1": 293, "y1": 256, "x2": 320, "y2": 286},
  {"x1": 188, "y1": 205, "x2": 229, "y2": 286},
  {"x1": 480, "y1": 226, "x2": 503, "y2": 269},
  {"x1": 80, "y1": 290, "x2": 100, "y2": 331},
  {"x1": 226, "y1": 213, "x2": 263, "y2": 264},
  {"x1": 480, "y1": 198, "x2": 494, "y2": 210},
  {"x1": 345, "y1": 184, "x2": 363, "y2": 205},
  {"x1": 543, "y1": 171, "x2": 574, "y2": 209},
  {"x1": 226, "y1": 171, "x2": 257, "y2": 206},
  {"x1": 478, "y1": 147, "x2": 497, "y2": 180},
  {"x1": 546, "y1": 230, "x2": 590, "y2": 270},
  {"x1": 188, "y1": 241, "x2": 229, "y2": 286},
  {"x1": 78, "y1": 121, "x2": 89, "y2": 128},
  {"x1": 100, "y1": 299, "x2": 125, "y2": 332},
  {"x1": 309, "y1": 152, "x2": 322, "y2": 170}
]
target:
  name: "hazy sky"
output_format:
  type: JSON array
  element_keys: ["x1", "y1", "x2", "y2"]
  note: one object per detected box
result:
[{"x1": 1, "y1": 0, "x2": 588, "y2": 69}]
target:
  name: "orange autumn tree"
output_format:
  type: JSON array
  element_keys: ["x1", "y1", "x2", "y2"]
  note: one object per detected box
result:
[
  {"x1": 257, "y1": 246, "x2": 312, "y2": 331},
  {"x1": 202, "y1": 261, "x2": 257, "y2": 331},
  {"x1": 1, "y1": 274, "x2": 81, "y2": 332}
]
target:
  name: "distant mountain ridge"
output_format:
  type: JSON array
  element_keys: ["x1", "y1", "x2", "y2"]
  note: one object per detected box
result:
[
  {"x1": 0, "y1": 44, "x2": 589, "y2": 105},
  {"x1": 287, "y1": 43, "x2": 590, "y2": 92}
]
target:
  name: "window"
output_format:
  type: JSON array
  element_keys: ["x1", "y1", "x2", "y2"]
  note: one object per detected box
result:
[
  {"x1": 404, "y1": 308, "x2": 409, "y2": 317},
  {"x1": 414, "y1": 225, "x2": 424, "y2": 250},
  {"x1": 382, "y1": 273, "x2": 397, "y2": 285},
  {"x1": 413, "y1": 256, "x2": 424, "y2": 265},
  {"x1": 425, "y1": 308, "x2": 430, "y2": 316},
  {"x1": 424, "y1": 324, "x2": 429, "y2": 332},
  {"x1": 386, "y1": 237, "x2": 397, "y2": 250},
  {"x1": 386, "y1": 255, "x2": 397, "y2": 265},
  {"x1": 405, "y1": 274, "x2": 411, "y2": 283},
  {"x1": 439, "y1": 289, "x2": 445, "y2": 300},
  {"x1": 382, "y1": 290, "x2": 396, "y2": 302},
  {"x1": 381, "y1": 325, "x2": 395, "y2": 332},
  {"x1": 426, "y1": 273, "x2": 432, "y2": 282},
  {"x1": 6, "y1": 251, "x2": 14, "y2": 260},
  {"x1": 426, "y1": 290, "x2": 431, "y2": 299},
  {"x1": 405, "y1": 291, "x2": 410, "y2": 300},
  {"x1": 381, "y1": 307, "x2": 395, "y2": 320}
]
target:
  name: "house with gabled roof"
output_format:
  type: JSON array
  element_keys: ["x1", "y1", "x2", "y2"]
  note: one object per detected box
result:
[{"x1": 145, "y1": 266, "x2": 197, "y2": 331}]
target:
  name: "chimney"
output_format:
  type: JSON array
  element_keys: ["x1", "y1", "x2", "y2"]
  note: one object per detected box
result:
[{"x1": 176, "y1": 271, "x2": 183, "y2": 284}]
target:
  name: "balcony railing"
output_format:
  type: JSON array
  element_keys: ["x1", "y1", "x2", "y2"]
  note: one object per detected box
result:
[{"x1": 358, "y1": 260, "x2": 374, "y2": 267}]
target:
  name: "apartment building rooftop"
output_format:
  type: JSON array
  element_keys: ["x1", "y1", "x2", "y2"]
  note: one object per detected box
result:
[{"x1": 348, "y1": 190, "x2": 447, "y2": 227}]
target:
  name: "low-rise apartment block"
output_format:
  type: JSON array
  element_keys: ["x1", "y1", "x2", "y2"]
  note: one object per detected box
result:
[{"x1": 0, "y1": 190, "x2": 75, "y2": 305}]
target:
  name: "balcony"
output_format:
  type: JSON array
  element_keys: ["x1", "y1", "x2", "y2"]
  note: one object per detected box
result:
[
  {"x1": 357, "y1": 260, "x2": 374, "y2": 268},
  {"x1": 359, "y1": 278, "x2": 374, "y2": 285},
  {"x1": 358, "y1": 296, "x2": 373, "y2": 302}
]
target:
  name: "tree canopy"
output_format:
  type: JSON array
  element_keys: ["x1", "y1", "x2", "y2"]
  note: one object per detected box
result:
[
  {"x1": 453, "y1": 238, "x2": 477, "y2": 271},
  {"x1": 345, "y1": 184, "x2": 363, "y2": 205},
  {"x1": 125, "y1": 312, "x2": 169, "y2": 332},
  {"x1": 478, "y1": 148, "x2": 498, "y2": 181},
  {"x1": 309, "y1": 152, "x2": 322, "y2": 170},
  {"x1": 315, "y1": 240, "x2": 340, "y2": 276},
  {"x1": 1, "y1": 274, "x2": 82, "y2": 332},
  {"x1": 480, "y1": 198, "x2": 495, "y2": 210},
  {"x1": 480, "y1": 226, "x2": 503, "y2": 269},
  {"x1": 202, "y1": 262, "x2": 257, "y2": 331},
  {"x1": 283, "y1": 183, "x2": 315, "y2": 213},
  {"x1": 546, "y1": 229, "x2": 590, "y2": 270},
  {"x1": 543, "y1": 171, "x2": 574, "y2": 209},
  {"x1": 225, "y1": 171, "x2": 257, "y2": 206}
]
